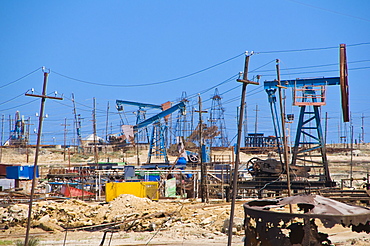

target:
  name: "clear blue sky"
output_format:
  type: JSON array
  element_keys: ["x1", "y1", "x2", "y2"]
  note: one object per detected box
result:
[{"x1": 1, "y1": 0, "x2": 369, "y2": 146}]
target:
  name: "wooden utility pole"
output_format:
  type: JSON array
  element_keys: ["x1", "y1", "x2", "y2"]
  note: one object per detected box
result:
[
  {"x1": 254, "y1": 104, "x2": 259, "y2": 135},
  {"x1": 350, "y1": 123, "x2": 354, "y2": 187},
  {"x1": 361, "y1": 115, "x2": 364, "y2": 144},
  {"x1": 276, "y1": 59, "x2": 292, "y2": 204},
  {"x1": 243, "y1": 102, "x2": 248, "y2": 145},
  {"x1": 324, "y1": 112, "x2": 328, "y2": 144},
  {"x1": 24, "y1": 70, "x2": 63, "y2": 246},
  {"x1": 196, "y1": 95, "x2": 208, "y2": 203},
  {"x1": 227, "y1": 52, "x2": 259, "y2": 246},
  {"x1": 105, "y1": 101, "x2": 110, "y2": 153},
  {"x1": 0, "y1": 115, "x2": 4, "y2": 163},
  {"x1": 8, "y1": 114, "x2": 11, "y2": 141},
  {"x1": 61, "y1": 118, "x2": 70, "y2": 161},
  {"x1": 93, "y1": 98, "x2": 99, "y2": 165}
]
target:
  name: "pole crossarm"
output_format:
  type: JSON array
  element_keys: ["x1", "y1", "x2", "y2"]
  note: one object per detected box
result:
[
  {"x1": 25, "y1": 93, "x2": 63, "y2": 100},
  {"x1": 236, "y1": 78, "x2": 260, "y2": 85}
]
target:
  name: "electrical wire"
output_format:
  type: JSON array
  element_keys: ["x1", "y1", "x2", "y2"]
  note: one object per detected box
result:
[
  {"x1": 222, "y1": 87, "x2": 265, "y2": 105},
  {"x1": 61, "y1": 95, "x2": 109, "y2": 114},
  {"x1": 252, "y1": 59, "x2": 370, "y2": 73},
  {"x1": 0, "y1": 92, "x2": 27, "y2": 106},
  {"x1": 285, "y1": 0, "x2": 370, "y2": 23},
  {"x1": 52, "y1": 53, "x2": 244, "y2": 88},
  {"x1": 256, "y1": 42, "x2": 370, "y2": 54},
  {"x1": 0, "y1": 67, "x2": 42, "y2": 89},
  {"x1": 258, "y1": 66, "x2": 370, "y2": 77},
  {"x1": 0, "y1": 98, "x2": 39, "y2": 111},
  {"x1": 186, "y1": 73, "x2": 239, "y2": 100},
  {"x1": 190, "y1": 59, "x2": 275, "y2": 105}
]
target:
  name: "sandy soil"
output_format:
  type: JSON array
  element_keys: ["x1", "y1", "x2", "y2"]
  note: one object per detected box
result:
[{"x1": 1, "y1": 146, "x2": 370, "y2": 245}]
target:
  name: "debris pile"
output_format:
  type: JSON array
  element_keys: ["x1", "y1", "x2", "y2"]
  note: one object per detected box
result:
[{"x1": 0, "y1": 195, "x2": 245, "y2": 236}]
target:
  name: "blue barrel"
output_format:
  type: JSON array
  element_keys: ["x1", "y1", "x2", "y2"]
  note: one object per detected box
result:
[{"x1": 176, "y1": 157, "x2": 187, "y2": 164}]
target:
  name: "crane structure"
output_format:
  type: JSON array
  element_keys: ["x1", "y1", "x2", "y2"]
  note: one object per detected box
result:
[
  {"x1": 120, "y1": 100, "x2": 186, "y2": 163},
  {"x1": 116, "y1": 100, "x2": 162, "y2": 144},
  {"x1": 263, "y1": 44, "x2": 349, "y2": 186},
  {"x1": 209, "y1": 88, "x2": 229, "y2": 147}
]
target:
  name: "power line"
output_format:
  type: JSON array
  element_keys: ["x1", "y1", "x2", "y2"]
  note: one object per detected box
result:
[
  {"x1": 256, "y1": 42, "x2": 370, "y2": 54},
  {"x1": 258, "y1": 66, "x2": 370, "y2": 77},
  {"x1": 252, "y1": 59, "x2": 370, "y2": 73},
  {"x1": 186, "y1": 60, "x2": 275, "y2": 102},
  {"x1": 0, "y1": 67, "x2": 42, "y2": 89},
  {"x1": 285, "y1": 0, "x2": 370, "y2": 23},
  {"x1": 0, "y1": 92, "x2": 27, "y2": 106},
  {"x1": 0, "y1": 98, "x2": 39, "y2": 111},
  {"x1": 52, "y1": 53, "x2": 245, "y2": 88},
  {"x1": 187, "y1": 73, "x2": 239, "y2": 100}
]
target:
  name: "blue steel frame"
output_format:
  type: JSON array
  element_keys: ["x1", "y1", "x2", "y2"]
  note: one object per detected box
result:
[
  {"x1": 266, "y1": 88, "x2": 282, "y2": 156},
  {"x1": 148, "y1": 122, "x2": 169, "y2": 163},
  {"x1": 116, "y1": 100, "x2": 162, "y2": 144},
  {"x1": 135, "y1": 101, "x2": 186, "y2": 164},
  {"x1": 264, "y1": 77, "x2": 340, "y2": 184}
]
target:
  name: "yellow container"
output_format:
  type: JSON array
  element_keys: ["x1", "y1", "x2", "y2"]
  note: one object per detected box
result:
[{"x1": 105, "y1": 181, "x2": 159, "y2": 202}]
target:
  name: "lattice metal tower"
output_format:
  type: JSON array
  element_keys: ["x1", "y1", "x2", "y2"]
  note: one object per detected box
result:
[
  {"x1": 209, "y1": 88, "x2": 228, "y2": 147},
  {"x1": 173, "y1": 92, "x2": 191, "y2": 144}
]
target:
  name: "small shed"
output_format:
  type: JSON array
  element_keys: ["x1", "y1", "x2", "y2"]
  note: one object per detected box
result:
[{"x1": 81, "y1": 134, "x2": 104, "y2": 147}]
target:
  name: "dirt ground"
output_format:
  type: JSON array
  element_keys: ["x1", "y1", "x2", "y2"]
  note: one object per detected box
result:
[{"x1": 1, "y1": 146, "x2": 370, "y2": 245}]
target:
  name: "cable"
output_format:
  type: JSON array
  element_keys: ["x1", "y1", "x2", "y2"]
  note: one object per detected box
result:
[
  {"x1": 253, "y1": 59, "x2": 370, "y2": 73},
  {"x1": 222, "y1": 87, "x2": 265, "y2": 105},
  {"x1": 186, "y1": 73, "x2": 239, "y2": 100},
  {"x1": 220, "y1": 85, "x2": 240, "y2": 95},
  {"x1": 256, "y1": 42, "x2": 370, "y2": 54},
  {"x1": 61, "y1": 95, "x2": 109, "y2": 114},
  {"x1": 52, "y1": 53, "x2": 244, "y2": 88},
  {"x1": 0, "y1": 67, "x2": 42, "y2": 89},
  {"x1": 249, "y1": 59, "x2": 276, "y2": 73},
  {"x1": 189, "y1": 60, "x2": 276, "y2": 105},
  {"x1": 145, "y1": 203, "x2": 185, "y2": 245},
  {"x1": 0, "y1": 92, "x2": 27, "y2": 106},
  {"x1": 259, "y1": 66, "x2": 370, "y2": 77},
  {"x1": 0, "y1": 98, "x2": 39, "y2": 111},
  {"x1": 285, "y1": 0, "x2": 370, "y2": 23}
]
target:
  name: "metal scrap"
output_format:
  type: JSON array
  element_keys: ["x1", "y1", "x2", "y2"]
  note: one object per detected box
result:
[{"x1": 243, "y1": 194, "x2": 370, "y2": 246}]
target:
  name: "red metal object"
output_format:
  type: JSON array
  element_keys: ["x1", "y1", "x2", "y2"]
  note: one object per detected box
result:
[
  {"x1": 0, "y1": 164, "x2": 19, "y2": 176},
  {"x1": 61, "y1": 184, "x2": 94, "y2": 198}
]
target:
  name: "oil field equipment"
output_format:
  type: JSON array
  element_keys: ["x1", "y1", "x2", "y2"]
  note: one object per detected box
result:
[
  {"x1": 118, "y1": 100, "x2": 186, "y2": 164},
  {"x1": 239, "y1": 44, "x2": 350, "y2": 195}
]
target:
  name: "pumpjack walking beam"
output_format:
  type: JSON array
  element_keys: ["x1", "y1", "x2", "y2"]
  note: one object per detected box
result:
[
  {"x1": 132, "y1": 101, "x2": 186, "y2": 163},
  {"x1": 116, "y1": 100, "x2": 163, "y2": 144}
]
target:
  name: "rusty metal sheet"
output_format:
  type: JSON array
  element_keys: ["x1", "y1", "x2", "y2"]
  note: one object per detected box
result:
[
  {"x1": 244, "y1": 194, "x2": 370, "y2": 227},
  {"x1": 243, "y1": 194, "x2": 370, "y2": 246}
]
